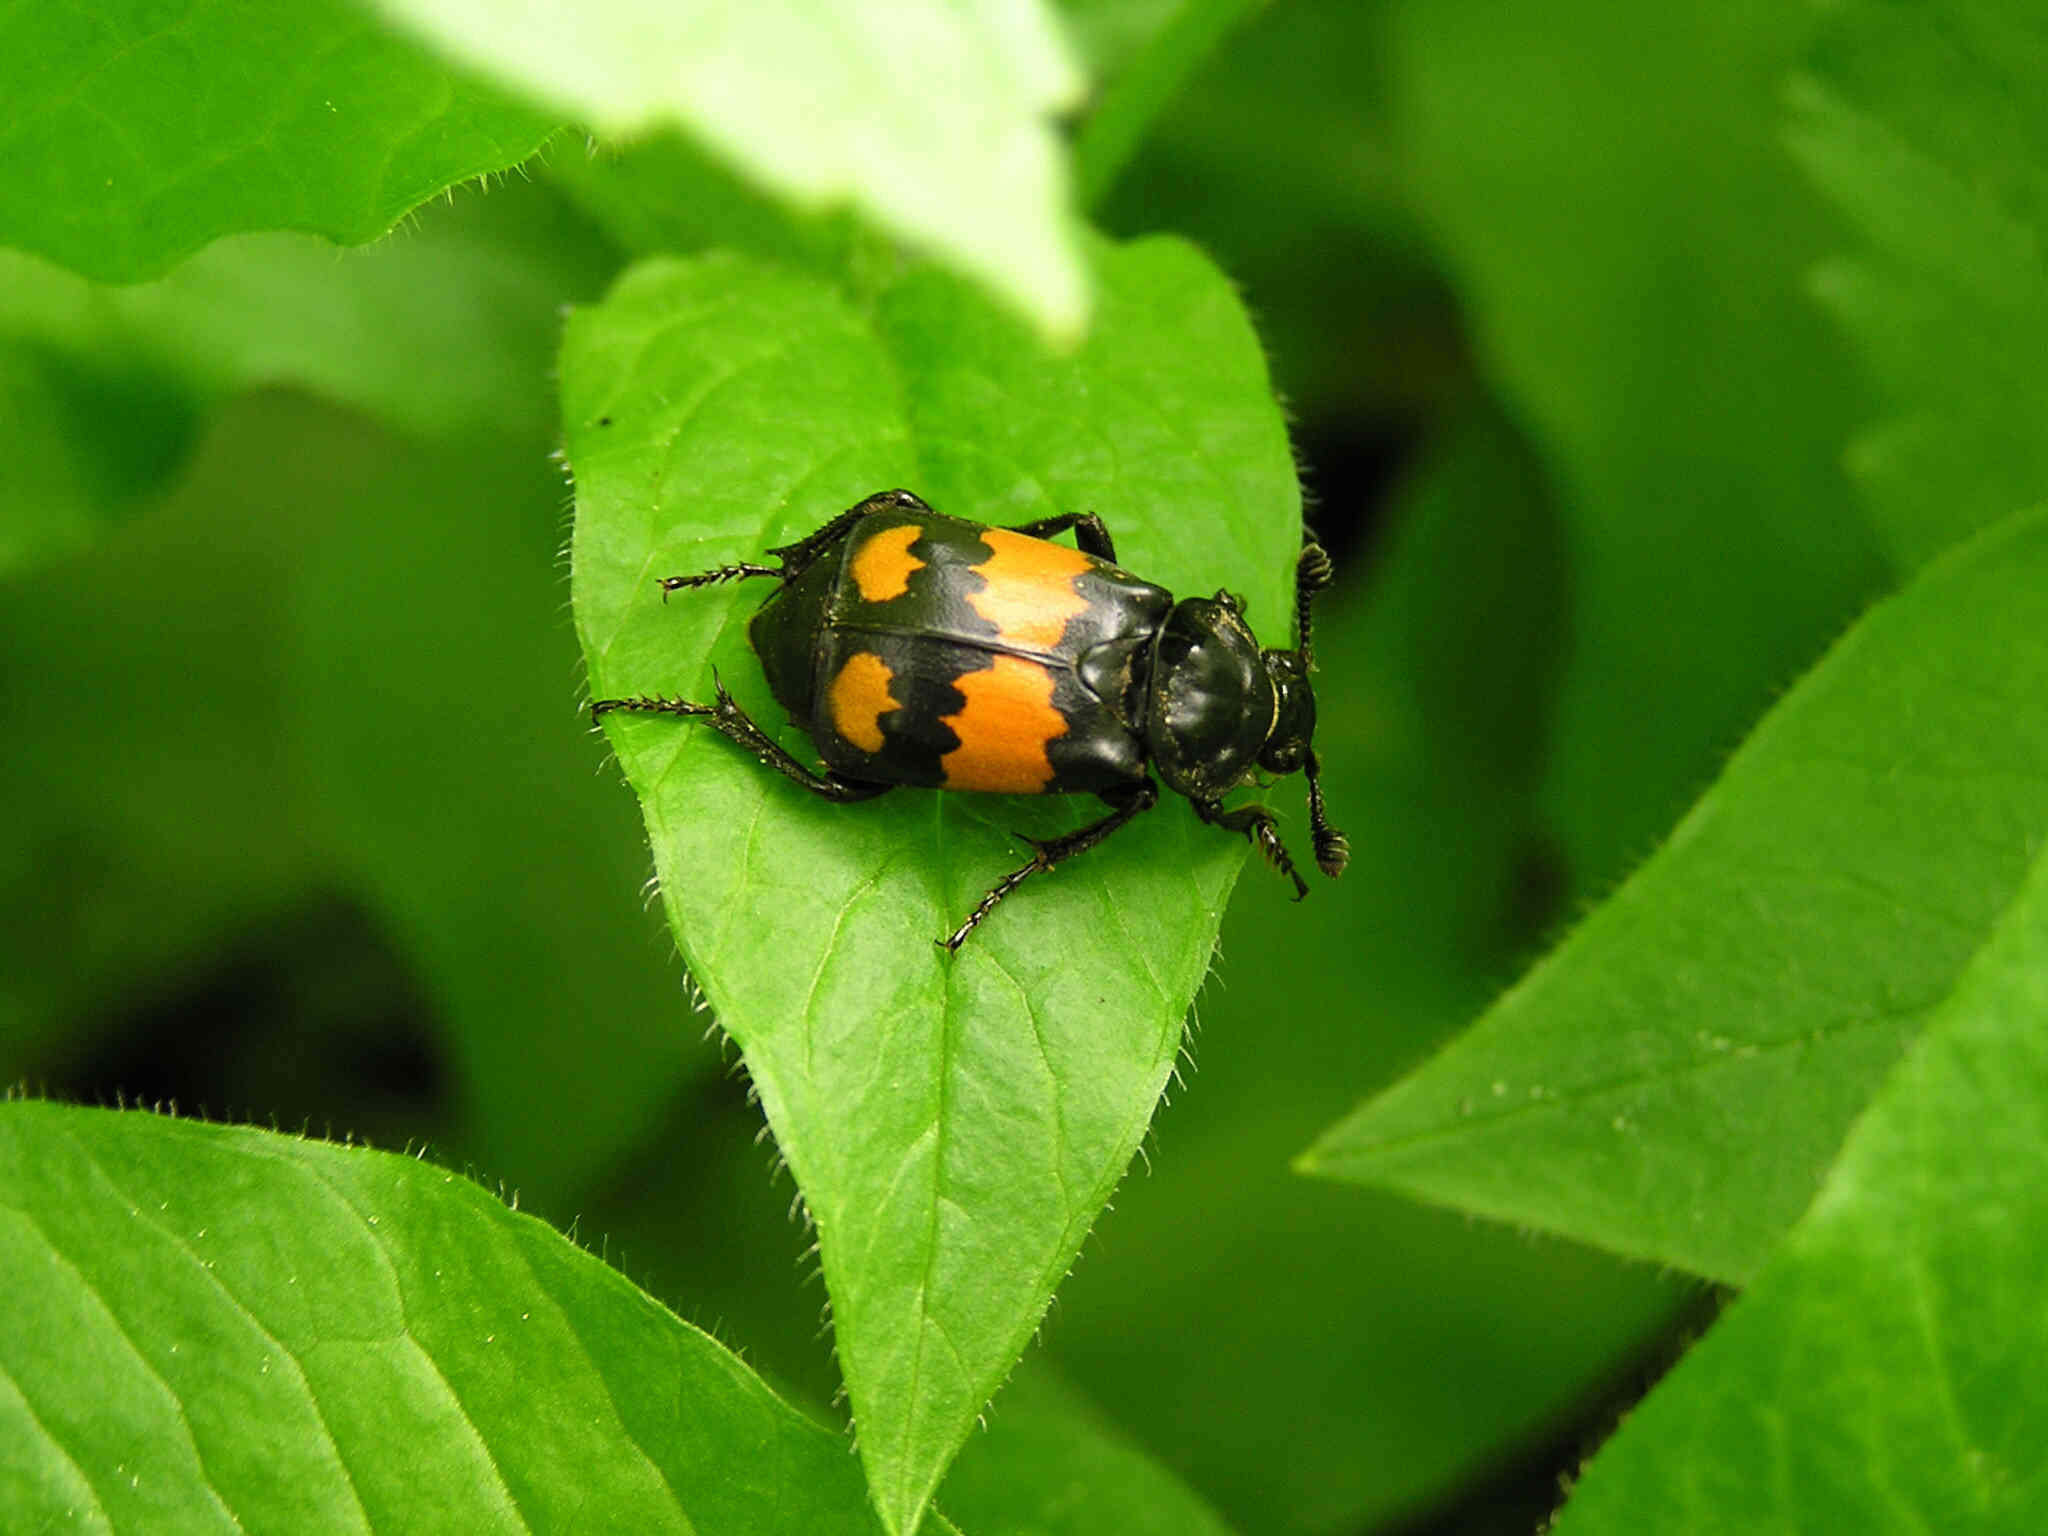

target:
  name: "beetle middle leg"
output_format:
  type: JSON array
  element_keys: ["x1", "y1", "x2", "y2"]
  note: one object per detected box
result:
[
  {"x1": 1001, "y1": 511, "x2": 1117, "y2": 564},
  {"x1": 1194, "y1": 799, "x2": 1310, "y2": 900},
  {"x1": 592, "y1": 678, "x2": 891, "y2": 804},
  {"x1": 943, "y1": 779, "x2": 1159, "y2": 952}
]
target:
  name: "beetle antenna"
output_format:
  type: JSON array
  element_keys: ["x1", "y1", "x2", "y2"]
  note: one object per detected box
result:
[
  {"x1": 1305, "y1": 749, "x2": 1348, "y2": 877},
  {"x1": 1294, "y1": 539, "x2": 1334, "y2": 672}
]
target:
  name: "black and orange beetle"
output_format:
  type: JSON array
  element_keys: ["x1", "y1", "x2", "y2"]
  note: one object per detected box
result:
[{"x1": 592, "y1": 489, "x2": 1347, "y2": 950}]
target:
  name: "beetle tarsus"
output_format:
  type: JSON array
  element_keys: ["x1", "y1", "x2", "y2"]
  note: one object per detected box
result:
[
  {"x1": 659, "y1": 563, "x2": 782, "y2": 595},
  {"x1": 1197, "y1": 799, "x2": 1309, "y2": 899},
  {"x1": 590, "y1": 693, "x2": 711, "y2": 723}
]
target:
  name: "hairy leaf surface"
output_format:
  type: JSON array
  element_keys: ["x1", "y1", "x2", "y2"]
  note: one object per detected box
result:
[
  {"x1": 368, "y1": 0, "x2": 1088, "y2": 335},
  {"x1": 0, "y1": 0, "x2": 553, "y2": 281},
  {"x1": 0, "y1": 1101, "x2": 883, "y2": 1533}
]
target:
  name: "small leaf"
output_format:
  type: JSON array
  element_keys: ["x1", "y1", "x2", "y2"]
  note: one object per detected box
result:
[
  {"x1": 0, "y1": 1100, "x2": 884, "y2": 1533},
  {"x1": 1552, "y1": 817, "x2": 2048, "y2": 1533},
  {"x1": 0, "y1": 0, "x2": 555, "y2": 282},
  {"x1": 567, "y1": 241, "x2": 1299, "y2": 1533},
  {"x1": 1786, "y1": 0, "x2": 2048, "y2": 572},
  {"x1": 1303, "y1": 503, "x2": 2048, "y2": 1284},
  {"x1": 367, "y1": 0, "x2": 1090, "y2": 337}
]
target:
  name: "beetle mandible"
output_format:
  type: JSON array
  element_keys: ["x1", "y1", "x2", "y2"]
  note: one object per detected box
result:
[{"x1": 591, "y1": 489, "x2": 1348, "y2": 950}]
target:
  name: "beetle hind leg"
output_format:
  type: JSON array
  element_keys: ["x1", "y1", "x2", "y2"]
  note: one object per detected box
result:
[
  {"x1": 1194, "y1": 799, "x2": 1310, "y2": 900},
  {"x1": 591, "y1": 681, "x2": 891, "y2": 804},
  {"x1": 942, "y1": 780, "x2": 1159, "y2": 952},
  {"x1": 657, "y1": 490, "x2": 937, "y2": 594},
  {"x1": 1002, "y1": 511, "x2": 1117, "y2": 563}
]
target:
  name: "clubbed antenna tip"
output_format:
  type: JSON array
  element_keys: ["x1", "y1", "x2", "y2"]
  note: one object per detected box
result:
[{"x1": 1304, "y1": 749, "x2": 1347, "y2": 878}]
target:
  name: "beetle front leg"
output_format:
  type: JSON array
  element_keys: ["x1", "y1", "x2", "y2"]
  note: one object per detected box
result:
[
  {"x1": 942, "y1": 780, "x2": 1159, "y2": 952},
  {"x1": 1194, "y1": 799, "x2": 1309, "y2": 900},
  {"x1": 591, "y1": 681, "x2": 891, "y2": 804}
]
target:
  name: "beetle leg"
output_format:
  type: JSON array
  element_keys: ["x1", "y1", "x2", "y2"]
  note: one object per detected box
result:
[
  {"x1": 656, "y1": 491, "x2": 936, "y2": 592},
  {"x1": 1001, "y1": 511, "x2": 1117, "y2": 564},
  {"x1": 941, "y1": 780, "x2": 1159, "y2": 952},
  {"x1": 658, "y1": 563, "x2": 782, "y2": 594},
  {"x1": 766, "y1": 489, "x2": 933, "y2": 576},
  {"x1": 591, "y1": 682, "x2": 892, "y2": 804},
  {"x1": 1194, "y1": 799, "x2": 1310, "y2": 900}
]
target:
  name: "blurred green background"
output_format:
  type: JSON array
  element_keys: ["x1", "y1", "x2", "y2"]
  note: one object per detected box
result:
[{"x1": 3, "y1": 1, "x2": 1895, "y2": 1530}]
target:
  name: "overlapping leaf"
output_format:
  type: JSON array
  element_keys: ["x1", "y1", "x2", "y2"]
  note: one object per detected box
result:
[
  {"x1": 1306, "y1": 505, "x2": 2048, "y2": 1284},
  {"x1": 0, "y1": 0, "x2": 554, "y2": 282},
  {"x1": 568, "y1": 240, "x2": 1298, "y2": 1531},
  {"x1": 368, "y1": 0, "x2": 1088, "y2": 336},
  {"x1": 0, "y1": 1100, "x2": 884, "y2": 1533}
]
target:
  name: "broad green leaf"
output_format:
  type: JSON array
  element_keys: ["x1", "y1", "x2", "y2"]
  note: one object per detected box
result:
[
  {"x1": 1553, "y1": 803, "x2": 2048, "y2": 1534},
  {"x1": 0, "y1": 0, "x2": 555, "y2": 283},
  {"x1": 1391, "y1": 0, "x2": 1885, "y2": 887},
  {"x1": 568, "y1": 241, "x2": 1299, "y2": 1533},
  {"x1": 1786, "y1": 0, "x2": 2048, "y2": 572},
  {"x1": 937, "y1": 1362, "x2": 1236, "y2": 1534},
  {"x1": 1304, "y1": 503, "x2": 2048, "y2": 1285},
  {"x1": 367, "y1": 0, "x2": 1089, "y2": 337},
  {"x1": 0, "y1": 176, "x2": 616, "y2": 577},
  {"x1": 0, "y1": 1099, "x2": 884, "y2": 1533}
]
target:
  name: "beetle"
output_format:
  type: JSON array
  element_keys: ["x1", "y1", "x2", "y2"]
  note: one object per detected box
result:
[{"x1": 591, "y1": 488, "x2": 1347, "y2": 950}]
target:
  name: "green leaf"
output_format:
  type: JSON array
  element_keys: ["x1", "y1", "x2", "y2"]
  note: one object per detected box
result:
[
  {"x1": 1552, "y1": 801, "x2": 2048, "y2": 1533},
  {"x1": 1786, "y1": 0, "x2": 2048, "y2": 573},
  {"x1": 567, "y1": 241, "x2": 1299, "y2": 1533},
  {"x1": 0, "y1": 0, "x2": 555, "y2": 283},
  {"x1": 937, "y1": 1363, "x2": 1236, "y2": 1534},
  {"x1": 366, "y1": 0, "x2": 1089, "y2": 338},
  {"x1": 1303, "y1": 503, "x2": 2048, "y2": 1284},
  {"x1": 0, "y1": 1099, "x2": 884, "y2": 1533}
]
